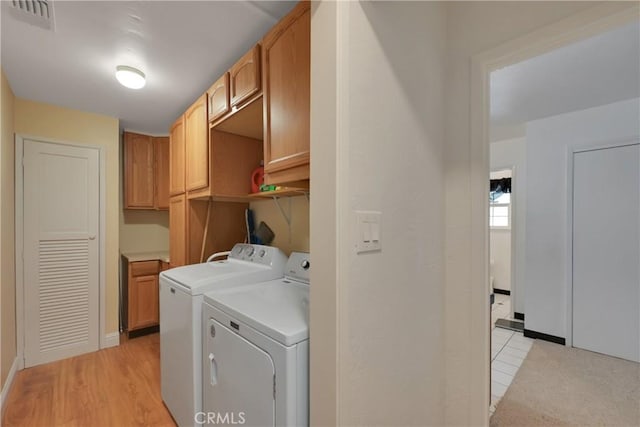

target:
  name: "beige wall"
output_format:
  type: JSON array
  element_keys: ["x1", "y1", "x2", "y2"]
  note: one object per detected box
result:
[
  {"x1": 311, "y1": 2, "x2": 447, "y2": 425},
  {"x1": 444, "y1": 2, "x2": 604, "y2": 425},
  {"x1": 119, "y1": 210, "x2": 169, "y2": 254},
  {"x1": 249, "y1": 197, "x2": 309, "y2": 255},
  {"x1": 14, "y1": 99, "x2": 120, "y2": 335},
  {"x1": 1, "y1": 70, "x2": 16, "y2": 390}
]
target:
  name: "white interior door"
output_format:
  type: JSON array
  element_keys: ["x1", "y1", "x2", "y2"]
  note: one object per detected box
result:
[
  {"x1": 572, "y1": 143, "x2": 639, "y2": 362},
  {"x1": 23, "y1": 139, "x2": 100, "y2": 367},
  {"x1": 204, "y1": 317, "x2": 275, "y2": 426}
]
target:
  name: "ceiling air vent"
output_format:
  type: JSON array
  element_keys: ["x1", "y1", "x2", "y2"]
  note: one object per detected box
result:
[{"x1": 9, "y1": 0, "x2": 55, "y2": 31}]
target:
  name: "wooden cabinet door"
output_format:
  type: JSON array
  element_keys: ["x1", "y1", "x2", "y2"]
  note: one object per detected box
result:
[
  {"x1": 129, "y1": 274, "x2": 159, "y2": 329},
  {"x1": 262, "y1": 2, "x2": 310, "y2": 183},
  {"x1": 208, "y1": 72, "x2": 230, "y2": 123},
  {"x1": 185, "y1": 95, "x2": 209, "y2": 191},
  {"x1": 154, "y1": 137, "x2": 170, "y2": 209},
  {"x1": 124, "y1": 132, "x2": 155, "y2": 208},
  {"x1": 169, "y1": 117, "x2": 185, "y2": 196},
  {"x1": 230, "y1": 44, "x2": 261, "y2": 108},
  {"x1": 169, "y1": 194, "x2": 187, "y2": 267}
]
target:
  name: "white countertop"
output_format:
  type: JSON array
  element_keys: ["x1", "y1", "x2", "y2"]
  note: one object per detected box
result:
[{"x1": 121, "y1": 251, "x2": 170, "y2": 263}]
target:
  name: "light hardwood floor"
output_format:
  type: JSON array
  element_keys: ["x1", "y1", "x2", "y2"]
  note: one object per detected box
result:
[{"x1": 2, "y1": 333, "x2": 177, "y2": 427}]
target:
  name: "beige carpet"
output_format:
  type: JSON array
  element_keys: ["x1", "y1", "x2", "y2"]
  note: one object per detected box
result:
[{"x1": 491, "y1": 340, "x2": 640, "y2": 426}]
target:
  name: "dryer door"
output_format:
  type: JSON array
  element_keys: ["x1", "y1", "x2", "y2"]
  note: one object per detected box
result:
[{"x1": 204, "y1": 317, "x2": 275, "y2": 426}]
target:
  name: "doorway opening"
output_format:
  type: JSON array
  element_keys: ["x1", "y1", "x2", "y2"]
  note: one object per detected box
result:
[
  {"x1": 489, "y1": 168, "x2": 517, "y2": 331},
  {"x1": 480, "y1": 9, "x2": 639, "y2": 418}
]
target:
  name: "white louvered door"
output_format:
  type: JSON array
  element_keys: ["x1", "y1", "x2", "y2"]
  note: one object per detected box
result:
[{"x1": 23, "y1": 139, "x2": 100, "y2": 367}]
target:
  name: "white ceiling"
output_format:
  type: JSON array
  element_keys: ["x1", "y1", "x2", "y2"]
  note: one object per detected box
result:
[
  {"x1": 1, "y1": 1, "x2": 296, "y2": 135},
  {"x1": 491, "y1": 21, "x2": 640, "y2": 127},
  {"x1": 4, "y1": 4, "x2": 637, "y2": 135}
]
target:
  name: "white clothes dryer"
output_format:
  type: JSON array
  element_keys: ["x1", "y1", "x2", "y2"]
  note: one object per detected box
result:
[{"x1": 202, "y1": 252, "x2": 310, "y2": 427}]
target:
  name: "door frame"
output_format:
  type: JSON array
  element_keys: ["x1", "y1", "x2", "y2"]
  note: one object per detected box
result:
[
  {"x1": 565, "y1": 139, "x2": 640, "y2": 348},
  {"x1": 470, "y1": 2, "x2": 638, "y2": 420},
  {"x1": 14, "y1": 134, "x2": 107, "y2": 369}
]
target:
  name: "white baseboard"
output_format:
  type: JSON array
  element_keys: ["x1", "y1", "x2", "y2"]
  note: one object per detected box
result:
[
  {"x1": 0, "y1": 356, "x2": 19, "y2": 414},
  {"x1": 103, "y1": 332, "x2": 120, "y2": 349}
]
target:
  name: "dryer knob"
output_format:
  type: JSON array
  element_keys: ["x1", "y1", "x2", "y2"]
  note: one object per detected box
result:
[{"x1": 301, "y1": 260, "x2": 310, "y2": 270}]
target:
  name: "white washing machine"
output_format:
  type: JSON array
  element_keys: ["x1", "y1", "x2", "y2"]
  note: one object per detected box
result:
[
  {"x1": 202, "y1": 252, "x2": 310, "y2": 427},
  {"x1": 160, "y1": 244, "x2": 287, "y2": 427}
]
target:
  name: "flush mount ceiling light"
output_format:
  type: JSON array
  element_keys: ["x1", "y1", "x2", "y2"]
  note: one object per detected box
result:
[{"x1": 115, "y1": 65, "x2": 146, "y2": 89}]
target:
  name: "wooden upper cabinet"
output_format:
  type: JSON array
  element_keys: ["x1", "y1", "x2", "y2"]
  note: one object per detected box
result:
[
  {"x1": 124, "y1": 132, "x2": 155, "y2": 209},
  {"x1": 208, "y1": 72, "x2": 230, "y2": 123},
  {"x1": 169, "y1": 194, "x2": 187, "y2": 267},
  {"x1": 262, "y1": 2, "x2": 310, "y2": 185},
  {"x1": 169, "y1": 117, "x2": 185, "y2": 196},
  {"x1": 230, "y1": 44, "x2": 261, "y2": 108},
  {"x1": 154, "y1": 137, "x2": 170, "y2": 210},
  {"x1": 185, "y1": 94, "x2": 209, "y2": 191}
]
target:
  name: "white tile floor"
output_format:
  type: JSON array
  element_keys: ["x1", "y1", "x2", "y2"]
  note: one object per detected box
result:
[
  {"x1": 492, "y1": 293, "x2": 512, "y2": 326},
  {"x1": 489, "y1": 294, "x2": 534, "y2": 415}
]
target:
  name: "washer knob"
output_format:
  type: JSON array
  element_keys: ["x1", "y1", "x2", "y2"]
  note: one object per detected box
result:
[
  {"x1": 246, "y1": 247, "x2": 255, "y2": 257},
  {"x1": 301, "y1": 260, "x2": 310, "y2": 270},
  {"x1": 259, "y1": 249, "x2": 266, "y2": 257}
]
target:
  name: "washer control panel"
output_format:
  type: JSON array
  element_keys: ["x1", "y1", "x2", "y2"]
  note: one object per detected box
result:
[
  {"x1": 227, "y1": 243, "x2": 286, "y2": 268},
  {"x1": 285, "y1": 252, "x2": 310, "y2": 284}
]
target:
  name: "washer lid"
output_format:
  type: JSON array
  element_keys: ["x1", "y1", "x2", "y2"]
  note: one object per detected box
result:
[
  {"x1": 205, "y1": 279, "x2": 309, "y2": 346},
  {"x1": 160, "y1": 260, "x2": 272, "y2": 295}
]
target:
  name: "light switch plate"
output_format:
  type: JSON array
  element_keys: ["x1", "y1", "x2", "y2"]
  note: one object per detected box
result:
[{"x1": 355, "y1": 211, "x2": 382, "y2": 253}]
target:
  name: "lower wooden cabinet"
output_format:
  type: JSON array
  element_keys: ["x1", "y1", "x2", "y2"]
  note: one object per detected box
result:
[
  {"x1": 124, "y1": 259, "x2": 160, "y2": 335},
  {"x1": 129, "y1": 274, "x2": 159, "y2": 330}
]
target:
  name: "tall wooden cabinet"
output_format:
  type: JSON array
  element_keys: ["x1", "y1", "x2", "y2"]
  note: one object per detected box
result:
[
  {"x1": 262, "y1": 1, "x2": 310, "y2": 185},
  {"x1": 169, "y1": 117, "x2": 186, "y2": 196},
  {"x1": 185, "y1": 95, "x2": 209, "y2": 192},
  {"x1": 154, "y1": 137, "x2": 170, "y2": 209}
]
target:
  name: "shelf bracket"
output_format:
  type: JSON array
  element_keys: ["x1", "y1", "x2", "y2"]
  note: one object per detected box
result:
[{"x1": 271, "y1": 196, "x2": 292, "y2": 226}]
